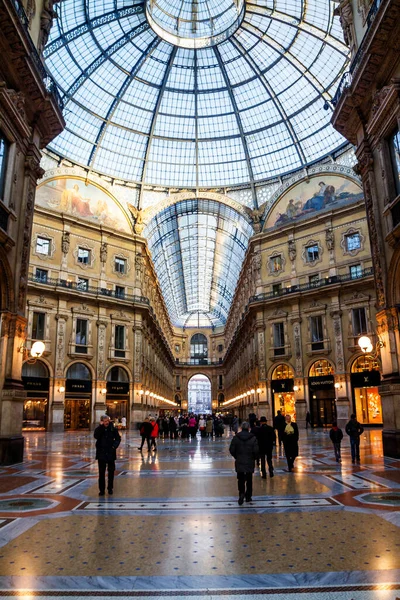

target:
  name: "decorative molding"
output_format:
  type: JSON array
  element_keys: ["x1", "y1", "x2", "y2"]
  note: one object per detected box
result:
[
  {"x1": 267, "y1": 252, "x2": 286, "y2": 276},
  {"x1": 301, "y1": 239, "x2": 323, "y2": 267},
  {"x1": 73, "y1": 243, "x2": 95, "y2": 270},
  {"x1": 340, "y1": 227, "x2": 365, "y2": 256},
  {"x1": 112, "y1": 253, "x2": 131, "y2": 278},
  {"x1": 32, "y1": 231, "x2": 56, "y2": 261}
]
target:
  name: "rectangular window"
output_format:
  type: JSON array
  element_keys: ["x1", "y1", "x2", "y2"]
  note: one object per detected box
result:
[
  {"x1": 310, "y1": 316, "x2": 324, "y2": 350},
  {"x1": 217, "y1": 344, "x2": 223, "y2": 352},
  {"x1": 389, "y1": 129, "x2": 400, "y2": 195},
  {"x1": 0, "y1": 133, "x2": 9, "y2": 200},
  {"x1": 309, "y1": 274, "x2": 320, "y2": 287},
  {"x1": 218, "y1": 374, "x2": 223, "y2": 388},
  {"x1": 272, "y1": 283, "x2": 282, "y2": 296},
  {"x1": 306, "y1": 245, "x2": 319, "y2": 262},
  {"x1": 35, "y1": 268, "x2": 48, "y2": 283},
  {"x1": 77, "y1": 248, "x2": 90, "y2": 264},
  {"x1": 273, "y1": 322, "x2": 285, "y2": 356},
  {"x1": 346, "y1": 232, "x2": 361, "y2": 252},
  {"x1": 350, "y1": 264, "x2": 362, "y2": 279},
  {"x1": 36, "y1": 237, "x2": 51, "y2": 255},
  {"x1": 32, "y1": 312, "x2": 45, "y2": 340},
  {"x1": 115, "y1": 285, "x2": 125, "y2": 298},
  {"x1": 75, "y1": 319, "x2": 88, "y2": 353},
  {"x1": 352, "y1": 307, "x2": 368, "y2": 336},
  {"x1": 176, "y1": 375, "x2": 180, "y2": 389},
  {"x1": 270, "y1": 255, "x2": 282, "y2": 272},
  {"x1": 115, "y1": 325, "x2": 125, "y2": 358},
  {"x1": 115, "y1": 257, "x2": 126, "y2": 274},
  {"x1": 77, "y1": 277, "x2": 88, "y2": 291}
]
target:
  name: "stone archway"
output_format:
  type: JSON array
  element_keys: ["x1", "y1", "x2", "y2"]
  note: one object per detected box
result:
[{"x1": 188, "y1": 374, "x2": 211, "y2": 414}]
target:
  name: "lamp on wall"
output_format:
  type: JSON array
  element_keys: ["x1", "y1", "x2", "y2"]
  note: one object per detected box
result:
[
  {"x1": 293, "y1": 385, "x2": 299, "y2": 392},
  {"x1": 18, "y1": 340, "x2": 45, "y2": 364},
  {"x1": 358, "y1": 335, "x2": 384, "y2": 358},
  {"x1": 58, "y1": 386, "x2": 65, "y2": 393},
  {"x1": 100, "y1": 387, "x2": 107, "y2": 395}
]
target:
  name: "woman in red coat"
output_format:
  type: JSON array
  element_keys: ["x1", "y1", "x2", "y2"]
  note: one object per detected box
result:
[{"x1": 149, "y1": 417, "x2": 159, "y2": 452}]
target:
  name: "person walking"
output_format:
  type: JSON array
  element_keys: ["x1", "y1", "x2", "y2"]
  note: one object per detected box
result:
[
  {"x1": 329, "y1": 420, "x2": 343, "y2": 462},
  {"x1": 229, "y1": 421, "x2": 259, "y2": 505},
  {"x1": 149, "y1": 417, "x2": 159, "y2": 451},
  {"x1": 232, "y1": 415, "x2": 239, "y2": 434},
  {"x1": 345, "y1": 413, "x2": 364, "y2": 463},
  {"x1": 282, "y1": 414, "x2": 299, "y2": 472},
  {"x1": 138, "y1": 417, "x2": 153, "y2": 452},
  {"x1": 206, "y1": 415, "x2": 213, "y2": 438},
  {"x1": 273, "y1": 410, "x2": 286, "y2": 448},
  {"x1": 94, "y1": 414, "x2": 121, "y2": 496},
  {"x1": 255, "y1": 416, "x2": 275, "y2": 478},
  {"x1": 169, "y1": 415, "x2": 177, "y2": 439},
  {"x1": 306, "y1": 411, "x2": 312, "y2": 429}
]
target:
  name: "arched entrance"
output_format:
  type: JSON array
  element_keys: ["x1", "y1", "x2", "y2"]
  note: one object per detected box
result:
[
  {"x1": 308, "y1": 360, "x2": 336, "y2": 427},
  {"x1": 271, "y1": 364, "x2": 295, "y2": 420},
  {"x1": 188, "y1": 374, "x2": 211, "y2": 414},
  {"x1": 64, "y1": 363, "x2": 92, "y2": 430},
  {"x1": 22, "y1": 361, "x2": 49, "y2": 430},
  {"x1": 351, "y1": 355, "x2": 382, "y2": 425},
  {"x1": 106, "y1": 366, "x2": 130, "y2": 426}
]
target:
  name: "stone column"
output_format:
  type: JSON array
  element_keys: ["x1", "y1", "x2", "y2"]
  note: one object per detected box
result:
[
  {"x1": 290, "y1": 314, "x2": 306, "y2": 429},
  {"x1": 51, "y1": 313, "x2": 68, "y2": 432},
  {"x1": 331, "y1": 308, "x2": 350, "y2": 430},
  {"x1": 94, "y1": 320, "x2": 107, "y2": 425}
]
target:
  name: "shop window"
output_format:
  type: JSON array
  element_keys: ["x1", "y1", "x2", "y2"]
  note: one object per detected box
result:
[
  {"x1": 77, "y1": 277, "x2": 88, "y2": 291},
  {"x1": 35, "y1": 268, "x2": 48, "y2": 283},
  {"x1": 309, "y1": 360, "x2": 334, "y2": 376},
  {"x1": 350, "y1": 264, "x2": 362, "y2": 279},
  {"x1": 273, "y1": 322, "x2": 285, "y2": 356},
  {"x1": 309, "y1": 274, "x2": 319, "y2": 287},
  {"x1": 115, "y1": 325, "x2": 125, "y2": 358},
  {"x1": 389, "y1": 128, "x2": 400, "y2": 195},
  {"x1": 115, "y1": 285, "x2": 125, "y2": 298},
  {"x1": 345, "y1": 232, "x2": 361, "y2": 252},
  {"x1": 306, "y1": 244, "x2": 319, "y2": 262},
  {"x1": 32, "y1": 312, "x2": 45, "y2": 340},
  {"x1": 272, "y1": 283, "x2": 282, "y2": 296},
  {"x1": 272, "y1": 364, "x2": 294, "y2": 379},
  {"x1": 75, "y1": 318, "x2": 88, "y2": 353},
  {"x1": 115, "y1": 257, "x2": 127, "y2": 274},
  {"x1": 0, "y1": 133, "x2": 9, "y2": 200},
  {"x1": 108, "y1": 366, "x2": 129, "y2": 382},
  {"x1": 66, "y1": 362, "x2": 91, "y2": 379},
  {"x1": 270, "y1": 254, "x2": 282, "y2": 273},
  {"x1": 36, "y1": 236, "x2": 51, "y2": 255},
  {"x1": 352, "y1": 307, "x2": 368, "y2": 336},
  {"x1": 310, "y1": 315, "x2": 324, "y2": 350},
  {"x1": 77, "y1": 247, "x2": 90, "y2": 264}
]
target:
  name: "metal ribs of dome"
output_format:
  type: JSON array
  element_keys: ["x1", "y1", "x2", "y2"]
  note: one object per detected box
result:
[{"x1": 45, "y1": 0, "x2": 350, "y2": 194}]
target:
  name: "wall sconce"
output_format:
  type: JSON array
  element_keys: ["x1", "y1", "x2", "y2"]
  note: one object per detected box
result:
[
  {"x1": 145, "y1": 390, "x2": 150, "y2": 395},
  {"x1": 139, "y1": 389, "x2": 144, "y2": 395},
  {"x1": 19, "y1": 340, "x2": 45, "y2": 363},
  {"x1": 250, "y1": 388, "x2": 255, "y2": 394},
  {"x1": 58, "y1": 386, "x2": 65, "y2": 393},
  {"x1": 100, "y1": 387, "x2": 107, "y2": 395},
  {"x1": 334, "y1": 382, "x2": 341, "y2": 390},
  {"x1": 358, "y1": 335, "x2": 385, "y2": 358},
  {"x1": 256, "y1": 387, "x2": 262, "y2": 394},
  {"x1": 293, "y1": 385, "x2": 299, "y2": 392}
]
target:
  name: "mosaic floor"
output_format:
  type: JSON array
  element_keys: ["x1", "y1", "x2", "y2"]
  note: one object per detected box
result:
[{"x1": 0, "y1": 427, "x2": 399, "y2": 600}]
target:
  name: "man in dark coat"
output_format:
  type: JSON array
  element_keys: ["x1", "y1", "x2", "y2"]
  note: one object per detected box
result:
[
  {"x1": 273, "y1": 410, "x2": 286, "y2": 447},
  {"x1": 282, "y1": 414, "x2": 299, "y2": 472},
  {"x1": 94, "y1": 415, "x2": 121, "y2": 496},
  {"x1": 255, "y1": 416, "x2": 275, "y2": 478},
  {"x1": 345, "y1": 413, "x2": 364, "y2": 463},
  {"x1": 138, "y1": 417, "x2": 153, "y2": 452},
  {"x1": 229, "y1": 421, "x2": 259, "y2": 505}
]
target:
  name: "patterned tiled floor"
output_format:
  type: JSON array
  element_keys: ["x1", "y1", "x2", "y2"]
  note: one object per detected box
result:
[{"x1": 0, "y1": 427, "x2": 399, "y2": 599}]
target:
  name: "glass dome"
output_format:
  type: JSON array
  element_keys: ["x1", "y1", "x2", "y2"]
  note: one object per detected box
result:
[{"x1": 44, "y1": 0, "x2": 349, "y2": 190}]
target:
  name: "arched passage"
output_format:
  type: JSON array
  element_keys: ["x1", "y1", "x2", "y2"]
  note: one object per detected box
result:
[{"x1": 188, "y1": 374, "x2": 211, "y2": 414}]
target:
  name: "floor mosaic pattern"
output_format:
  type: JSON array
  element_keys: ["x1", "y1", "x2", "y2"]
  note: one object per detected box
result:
[{"x1": 0, "y1": 427, "x2": 399, "y2": 599}]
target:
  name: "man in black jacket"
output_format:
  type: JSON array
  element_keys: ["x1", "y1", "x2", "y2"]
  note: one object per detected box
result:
[
  {"x1": 255, "y1": 416, "x2": 275, "y2": 478},
  {"x1": 94, "y1": 415, "x2": 121, "y2": 496},
  {"x1": 273, "y1": 410, "x2": 286, "y2": 448},
  {"x1": 229, "y1": 421, "x2": 259, "y2": 505},
  {"x1": 345, "y1": 413, "x2": 364, "y2": 463}
]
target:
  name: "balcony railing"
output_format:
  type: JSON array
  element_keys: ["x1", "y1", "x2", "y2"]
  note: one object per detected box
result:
[
  {"x1": 28, "y1": 275, "x2": 150, "y2": 305},
  {"x1": 249, "y1": 267, "x2": 374, "y2": 305}
]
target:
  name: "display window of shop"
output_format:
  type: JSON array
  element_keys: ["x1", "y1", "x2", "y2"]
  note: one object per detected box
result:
[
  {"x1": 351, "y1": 355, "x2": 382, "y2": 425},
  {"x1": 308, "y1": 360, "x2": 336, "y2": 427},
  {"x1": 106, "y1": 366, "x2": 130, "y2": 427},
  {"x1": 65, "y1": 362, "x2": 92, "y2": 430},
  {"x1": 271, "y1": 364, "x2": 296, "y2": 420},
  {"x1": 22, "y1": 361, "x2": 49, "y2": 430}
]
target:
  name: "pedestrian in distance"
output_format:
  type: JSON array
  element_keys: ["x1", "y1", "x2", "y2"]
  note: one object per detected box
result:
[
  {"x1": 149, "y1": 416, "x2": 159, "y2": 451},
  {"x1": 229, "y1": 421, "x2": 259, "y2": 505},
  {"x1": 255, "y1": 416, "x2": 275, "y2": 478},
  {"x1": 273, "y1": 410, "x2": 286, "y2": 448},
  {"x1": 329, "y1": 420, "x2": 343, "y2": 462},
  {"x1": 345, "y1": 413, "x2": 364, "y2": 463},
  {"x1": 306, "y1": 411, "x2": 312, "y2": 429},
  {"x1": 138, "y1": 417, "x2": 153, "y2": 452},
  {"x1": 282, "y1": 414, "x2": 299, "y2": 472},
  {"x1": 232, "y1": 414, "x2": 239, "y2": 434},
  {"x1": 94, "y1": 414, "x2": 121, "y2": 496}
]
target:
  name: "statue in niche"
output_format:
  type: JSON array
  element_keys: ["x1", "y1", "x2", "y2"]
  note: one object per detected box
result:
[
  {"x1": 100, "y1": 242, "x2": 107, "y2": 263},
  {"x1": 128, "y1": 203, "x2": 145, "y2": 235},
  {"x1": 325, "y1": 228, "x2": 335, "y2": 251},
  {"x1": 61, "y1": 231, "x2": 70, "y2": 254},
  {"x1": 288, "y1": 239, "x2": 296, "y2": 262},
  {"x1": 38, "y1": 0, "x2": 60, "y2": 52}
]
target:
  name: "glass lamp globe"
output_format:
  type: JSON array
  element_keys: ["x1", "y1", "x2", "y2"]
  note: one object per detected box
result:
[{"x1": 30, "y1": 341, "x2": 45, "y2": 358}]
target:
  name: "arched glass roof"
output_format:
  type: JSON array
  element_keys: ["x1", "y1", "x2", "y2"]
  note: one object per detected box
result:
[
  {"x1": 44, "y1": 0, "x2": 349, "y2": 191},
  {"x1": 144, "y1": 199, "x2": 254, "y2": 327}
]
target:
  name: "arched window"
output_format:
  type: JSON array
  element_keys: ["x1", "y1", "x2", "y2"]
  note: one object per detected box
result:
[
  {"x1": 271, "y1": 364, "x2": 294, "y2": 380},
  {"x1": 66, "y1": 363, "x2": 92, "y2": 380},
  {"x1": 22, "y1": 361, "x2": 49, "y2": 378},
  {"x1": 351, "y1": 355, "x2": 380, "y2": 372},
  {"x1": 309, "y1": 360, "x2": 334, "y2": 377},
  {"x1": 188, "y1": 374, "x2": 211, "y2": 414},
  {"x1": 190, "y1": 334, "x2": 208, "y2": 359},
  {"x1": 107, "y1": 366, "x2": 129, "y2": 382}
]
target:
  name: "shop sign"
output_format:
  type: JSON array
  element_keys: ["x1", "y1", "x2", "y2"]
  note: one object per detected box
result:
[
  {"x1": 106, "y1": 382, "x2": 129, "y2": 394},
  {"x1": 271, "y1": 378, "x2": 294, "y2": 393},
  {"x1": 351, "y1": 371, "x2": 381, "y2": 388},
  {"x1": 22, "y1": 377, "x2": 49, "y2": 391},
  {"x1": 66, "y1": 379, "x2": 92, "y2": 393},
  {"x1": 308, "y1": 375, "x2": 334, "y2": 390}
]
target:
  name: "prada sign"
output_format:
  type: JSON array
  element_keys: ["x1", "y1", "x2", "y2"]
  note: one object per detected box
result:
[
  {"x1": 271, "y1": 379, "x2": 294, "y2": 393},
  {"x1": 106, "y1": 382, "x2": 129, "y2": 394},
  {"x1": 351, "y1": 371, "x2": 381, "y2": 388},
  {"x1": 308, "y1": 375, "x2": 334, "y2": 390},
  {"x1": 22, "y1": 377, "x2": 49, "y2": 391},
  {"x1": 66, "y1": 379, "x2": 92, "y2": 393}
]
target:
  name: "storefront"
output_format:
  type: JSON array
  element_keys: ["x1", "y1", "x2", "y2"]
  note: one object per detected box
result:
[
  {"x1": 64, "y1": 363, "x2": 92, "y2": 430},
  {"x1": 22, "y1": 361, "x2": 49, "y2": 430},
  {"x1": 271, "y1": 364, "x2": 296, "y2": 420},
  {"x1": 351, "y1": 356, "x2": 382, "y2": 425},
  {"x1": 106, "y1": 366, "x2": 130, "y2": 426},
  {"x1": 308, "y1": 360, "x2": 336, "y2": 427}
]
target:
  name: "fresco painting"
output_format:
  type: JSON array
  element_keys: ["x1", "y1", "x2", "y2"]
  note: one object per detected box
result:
[
  {"x1": 265, "y1": 175, "x2": 363, "y2": 229},
  {"x1": 36, "y1": 178, "x2": 131, "y2": 233}
]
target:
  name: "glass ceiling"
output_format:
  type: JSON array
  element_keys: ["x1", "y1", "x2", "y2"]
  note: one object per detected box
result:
[
  {"x1": 44, "y1": 0, "x2": 349, "y2": 191},
  {"x1": 144, "y1": 199, "x2": 254, "y2": 327}
]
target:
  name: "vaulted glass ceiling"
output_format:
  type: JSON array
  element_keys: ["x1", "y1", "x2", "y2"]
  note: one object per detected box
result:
[
  {"x1": 144, "y1": 199, "x2": 254, "y2": 327},
  {"x1": 44, "y1": 0, "x2": 349, "y2": 190}
]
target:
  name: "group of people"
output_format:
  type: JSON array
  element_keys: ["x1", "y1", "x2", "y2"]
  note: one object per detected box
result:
[
  {"x1": 94, "y1": 410, "x2": 365, "y2": 500},
  {"x1": 138, "y1": 414, "x2": 225, "y2": 449}
]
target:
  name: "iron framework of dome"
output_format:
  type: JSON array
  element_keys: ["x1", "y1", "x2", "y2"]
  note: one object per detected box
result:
[{"x1": 44, "y1": 0, "x2": 349, "y2": 192}]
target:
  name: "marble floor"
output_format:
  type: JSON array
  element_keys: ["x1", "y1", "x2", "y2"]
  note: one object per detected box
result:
[{"x1": 0, "y1": 427, "x2": 399, "y2": 600}]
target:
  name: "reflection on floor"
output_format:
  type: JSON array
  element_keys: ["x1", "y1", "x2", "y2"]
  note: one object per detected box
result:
[{"x1": 0, "y1": 427, "x2": 399, "y2": 599}]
